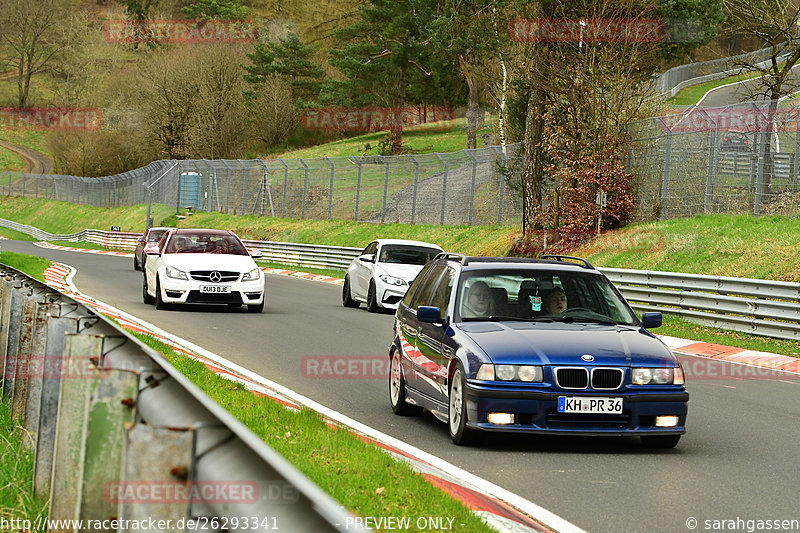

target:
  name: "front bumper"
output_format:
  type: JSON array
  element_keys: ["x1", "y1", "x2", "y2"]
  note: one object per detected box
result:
[
  {"x1": 159, "y1": 276, "x2": 265, "y2": 306},
  {"x1": 376, "y1": 283, "x2": 409, "y2": 310},
  {"x1": 464, "y1": 381, "x2": 688, "y2": 436}
]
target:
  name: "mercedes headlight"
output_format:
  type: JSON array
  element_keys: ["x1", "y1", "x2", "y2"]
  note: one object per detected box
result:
[
  {"x1": 242, "y1": 268, "x2": 261, "y2": 281},
  {"x1": 165, "y1": 266, "x2": 188, "y2": 280}
]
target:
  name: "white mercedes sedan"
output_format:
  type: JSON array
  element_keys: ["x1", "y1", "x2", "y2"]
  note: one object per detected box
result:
[
  {"x1": 143, "y1": 228, "x2": 265, "y2": 312},
  {"x1": 342, "y1": 239, "x2": 443, "y2": 312}
]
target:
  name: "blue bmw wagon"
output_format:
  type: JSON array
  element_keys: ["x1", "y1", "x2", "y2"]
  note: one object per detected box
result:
[{"x1": 389, "y1": 254, "x2": 688, "y2": 448}]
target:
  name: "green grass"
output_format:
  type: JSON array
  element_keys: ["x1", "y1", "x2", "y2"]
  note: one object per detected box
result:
[
  {"x1": 0, "y1": 130, "x2": 51, "y2": 159},
  {"x1": 0, "y1": 400, "x2": 49, "y2": 524},
  {"x1": 658, "y1": 314, "x2": 800, "y2": 357},
  {"x1": 579, "y1": 214, "x2": 800, "y2": 282},
  {"x1": 271, "y1": 117, "x2": 492, "y2": 159},
  {"x1": 131, "y1": 333, "x2": 490, "y2": 532},
  {"x1": 0, "y1": 148, "x2": 25, "y2": 172},
  {"x1": 0, "y1": 227, "x2": 36, "y2": 241},
  {"x1": 0, "y1": 251, "x2": 51, "y2": 282}
]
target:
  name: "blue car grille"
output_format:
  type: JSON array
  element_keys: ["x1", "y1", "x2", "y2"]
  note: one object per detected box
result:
[
  {"x1": 555, "y1": 367, "x2": 624, "y2": 390},
  {"x1": 546, "y1": 411, "x2": 631, "y2": 428}
]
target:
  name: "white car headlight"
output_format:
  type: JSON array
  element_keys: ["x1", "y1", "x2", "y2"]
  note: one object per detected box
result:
[
  {"x1": 242, "y1": 268, "x2": 261, "y2": 281},
  {"x1": 165, "y1": 266, "x2": 188, "y2": 280},
  {"x1": 632, "y1": 367, "x2": 678, "y2": 385},
  {"x1": 379, "y1": 274, "x2": 407, "y2": 287},
  {"x1": 475, "y1": 364, "x2": 543, "y2": 382}
]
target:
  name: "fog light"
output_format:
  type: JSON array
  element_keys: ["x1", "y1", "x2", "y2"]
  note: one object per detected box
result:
[
  {"x1": 655, "y1": 415, "x2": 679, "y2": 428},
  {"x1": 487, "y1": 412, "x2": 514, "y2": 425}
]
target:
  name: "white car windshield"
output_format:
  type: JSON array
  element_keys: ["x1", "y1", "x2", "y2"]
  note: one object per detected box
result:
[
  {"x1": 378, "y1": 245, "x2": 440, "y2": 265},
  {"x1": 165, "y1": 233, "x2": 248, "y2": 255}
]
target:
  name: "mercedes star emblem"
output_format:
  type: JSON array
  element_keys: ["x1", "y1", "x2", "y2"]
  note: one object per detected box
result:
[{"x1": 209, "y1": 271, "x2": 222, "y2": 283}]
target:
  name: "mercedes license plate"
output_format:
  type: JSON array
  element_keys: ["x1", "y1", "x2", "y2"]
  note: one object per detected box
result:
[
  {"x1": 200, "y1": 285, "x2": 231, "y2": 293},
  {"x1": 557, "y1": 396, "x2": 622, "y2": 414}
]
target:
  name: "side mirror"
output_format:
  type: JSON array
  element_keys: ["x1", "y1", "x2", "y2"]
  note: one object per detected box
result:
[
  {"x1": 642, "y1": 312, "x2": 662, "y2": 329},
  {"x1": 417, "y1": 306, "x2": 442, "y2": 324},
  {"x1": 250, "y1": 248, "x2": 263, "y2": 259},
  {"x1": 359, "y1": 253, "x2": 375, "y2": 263}
]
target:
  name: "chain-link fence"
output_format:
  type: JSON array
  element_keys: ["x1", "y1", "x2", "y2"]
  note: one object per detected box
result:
[
  {"x1": 1, "y1": 145, "x2": 524, "y2": 227},
  {"x1": 628, "y1": 100, "x2": 800, "y2": 220}
]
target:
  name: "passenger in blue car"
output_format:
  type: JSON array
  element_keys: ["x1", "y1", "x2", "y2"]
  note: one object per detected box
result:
[
  {"x1": 543, "y1": 287, "x2": 568, "y2": 314},
  {"x1": 461, "y1": 280, "x2": 493, "y2": 318}
]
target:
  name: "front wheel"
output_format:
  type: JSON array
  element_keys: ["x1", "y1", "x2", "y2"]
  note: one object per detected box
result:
[
  {"x1": 389, "y1": 348, "x2": 422, "y2": 416},
  {"x1": 366, "y1": 281, "x2": 380, "y2": 313},
  {"x1": 641, "y1": 434, "x2": 681, "y2": 449},
  {"x1": 142, "y1": 273, "x2": 154, "y2": 304},
  {"x1": 342, "y1": 276, "x2": 359, "y2": 308},
  {"x1": 154, "y1": 276, "x2": 167, "y2": 310},
  {"x1": 133, "y1": 255, "x2": 140, "y2": 271},
  {"x1": 448, "y1": 364, "x2": 476, "y2": 445}
]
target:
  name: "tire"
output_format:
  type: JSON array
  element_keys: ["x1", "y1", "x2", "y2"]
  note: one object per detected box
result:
[
  {"x1": 154, "y1": 276, "x2": 166, "y2": 310},
  {"x1": 247, "y1": 302, "x2": 264, "y2": 313},
  {"x1": 448, "y1": 363, "x2": 476, "y2": 445},
  {"x1": 366, "y1": 280, "x2": 380, "y2": 313},
  {"x1": 342, "y1": 276, "x2": 359, "y2": 308},
  {"x1": 133, "y1": 255, "x2": 140, "y2": 271},
  {"x1": 142, "y1": 272, "x2": 154, "y2": 304},
  {"x1": 641, "y1": 434, "x2": 681, "y2": 449},
  {"x1": 389, "y1": 348, "x2": 422, "y2": 416}
]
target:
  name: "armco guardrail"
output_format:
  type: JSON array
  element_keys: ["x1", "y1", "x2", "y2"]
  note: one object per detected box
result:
[
  {"x1": 0, "y1": 264, "x2": 361, "y2": 531},
  {"x1": 4, "y1": 218, "x2": 799, "y2": 340},
  {"x1": 600, "y1": 268, "x2": 800, "y2": 341}
]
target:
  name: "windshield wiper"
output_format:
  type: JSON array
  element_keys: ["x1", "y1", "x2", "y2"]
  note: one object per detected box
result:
[
  {"x1": 553, "y1": 316, "x2": 619, "y2": 325},
  {"x1": 487, "y1": 315, "x2": 534, "y2": 322}
]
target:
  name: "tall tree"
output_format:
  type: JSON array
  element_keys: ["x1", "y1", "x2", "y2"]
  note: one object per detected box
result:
[
  {"x1": 723, "y1": 0, "x2": 800, "y2": 187},
  {"x1": 324, "y1": 0, "x2": 439, "y2": 154},
  {"x1": 0, "y1": 0, "x2": 78, "y2": 107},
  {"x1": 244, "y1": 32, "x2": 324, "y2": 106}
]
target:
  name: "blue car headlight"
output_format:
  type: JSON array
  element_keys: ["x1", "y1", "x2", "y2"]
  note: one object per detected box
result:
[
  {"x1": 242, "y1": 268, "x2": 261, "y2": 281},
  {"x1": 476, "y1": 364, "x2": 543, "y2": 383},
  {"x1": 632, "y1": 366, "x2": 684, "y2": 385},
  {"x1": 165, "y1": 266, "x2": 188, "y2": 280},
  {"x1": 379, "y1": 275, "x2": 407, "y2": 287}
]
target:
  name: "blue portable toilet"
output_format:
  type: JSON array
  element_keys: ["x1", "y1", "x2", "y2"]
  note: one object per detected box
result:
[{"x1": 180, "y1": 172, "x2": 202, "y2": 210}]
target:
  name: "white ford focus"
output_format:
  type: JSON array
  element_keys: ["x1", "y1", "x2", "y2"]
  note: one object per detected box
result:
[
  {"x1": 143, "y1": 228, "x2": 265, "y2": 312},
  {"x1": 342, "y1": 239, "x2": 443, "y2": 312}
]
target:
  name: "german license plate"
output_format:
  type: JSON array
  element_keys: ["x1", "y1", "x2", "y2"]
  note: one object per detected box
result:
[
  {"x1": 200, "y1": 285, "x2": 231, "y2": 293},
  {"x1": 558, "y1": 396, "x2": 622, "y2": 414}
]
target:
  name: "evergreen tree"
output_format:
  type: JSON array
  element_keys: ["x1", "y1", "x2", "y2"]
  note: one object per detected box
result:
[
  {"x1": 244, "y1": 32, "x2": 324, "y2": 106},
  {"x1": 323, "y1": 0, "x2": 440, "y2": 154},
  {"x1": 181, "y1": 0, "x2": 249, "y2": 21}
]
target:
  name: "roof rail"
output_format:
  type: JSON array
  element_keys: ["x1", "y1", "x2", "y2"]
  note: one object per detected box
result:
[
  {"x1": 540, "y1": 254, "x2": 595, "y2": 269},
  {"x1": 434, "y1": 252, "x2": 469, "y2": 265}
]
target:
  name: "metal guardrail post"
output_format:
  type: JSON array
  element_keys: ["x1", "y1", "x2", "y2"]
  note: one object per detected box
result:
[
  {"x1": 378, "y1": 156, "x2": 389, "y2": 223},
  {"x1": 705, "y1": 129, "x2": 716, "y2": 213},
  {"x1": 350, "y1": 156, "x2": 363, "y2": 221},
  {"x1": 661, "y1": 130, "x2": 673, "y2": 219},
  {"x1": 299, "y1": 159, "x2": 309, "y2": 219},
  {"x1": 465, "y1": 150, "x2": 477, "y2": 226},
  {"x1": 755, "y1": 130, "x2": 767, "y2": 216},
  {"x1": 278, "y1": 159, "x2": 288, "y2": 218},
  {"x1": 323, "y1": 156, "x2": 334, "y2": 219},
  {"x1": 408, "y1": 155, "x2": 419, "y2": 224},
  {"x1": 435, "y1": 153, "x2": 448, "y2": 225},
  {"x1": 11, "y1": 290, "x2": 38, "y2": 424},
  {"x1": 2, "y1": 279, "x2": 25, "y2": 400},
  {"x1": 493, "y1": 146, "x2": 508, "y2": 224}
]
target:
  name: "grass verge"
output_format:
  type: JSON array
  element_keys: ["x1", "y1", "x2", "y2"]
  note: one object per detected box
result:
[
  {"x1": 0, "y1": 251, "x2": 51, "y2": 282},
  {"x1": 667, "y1": 69, "x2": 773, "y2": 106},
  {"x1": 130, "y1": 333, "x2": 491, "y2": 531},
  {"x1": 0, "y1": 400, "x2": 49, "y2": 524},
  {"x1": 0, "y1": 226, "x2": 36, "y2": 241}
]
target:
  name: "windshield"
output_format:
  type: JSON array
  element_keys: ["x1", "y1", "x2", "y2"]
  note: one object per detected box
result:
[
  {"x1": 147, "y1": 229, "x2": 167, "y2": 242},
  {"x1": 164, "y1": 233, "x2": 248, "y2": 255},
  {"x1": 456, "y1": 269, "x2": 638, "y2": 325},
  {"x1": 378, "y1": 245, "x2": 440, "y2": 266}
]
